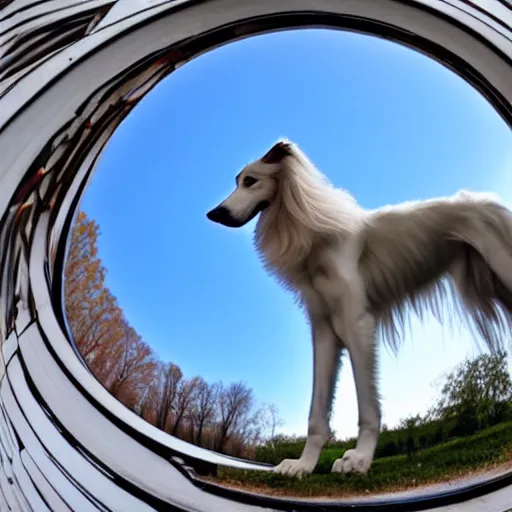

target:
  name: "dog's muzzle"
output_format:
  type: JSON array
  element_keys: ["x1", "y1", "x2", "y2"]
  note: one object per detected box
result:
[
  {"x1": 206, "y1": 206, "x2": 245, "y2": 227},
  {"x1": 207, "y1": 201, "x2": 270, "y2": 228}
]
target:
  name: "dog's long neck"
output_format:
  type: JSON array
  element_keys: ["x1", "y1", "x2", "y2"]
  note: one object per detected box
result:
[{"x1": 254, "y1": 147, "x2": 364, "y2": 289}]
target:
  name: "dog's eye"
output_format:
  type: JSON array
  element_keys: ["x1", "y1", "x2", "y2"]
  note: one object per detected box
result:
[{"x1": 243, "y1": 176, "x2": 258, "y2": 188}]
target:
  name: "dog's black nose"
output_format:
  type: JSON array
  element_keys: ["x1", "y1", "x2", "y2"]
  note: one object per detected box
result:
[
  {"x1": 207, "y1": 206, "x2": 227, "y2": 223},
  {"x1": 206, "y1": 206, "x2": 243, "y2": 227}
]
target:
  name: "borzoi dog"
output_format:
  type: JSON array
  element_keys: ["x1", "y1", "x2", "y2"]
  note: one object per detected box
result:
[{"x1": 206, "y1": 140, "x2": 512, "y2": 477}]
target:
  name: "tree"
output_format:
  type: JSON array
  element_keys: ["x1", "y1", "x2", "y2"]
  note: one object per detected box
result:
[
  {"x1": 233, "y1": 407, "x2": 266, "y2": 455},
  {"x1": 138, "y1": 367, "x2": 163, "y2": 425},
  {"x1": 65, "y1": 211, "x2": 273, "y2": 459},
  {"x1": 398, "y1": 414, "x2": 422, "y2": 459},
  {"x1": 436, "y1": 351, "x2": 512, "y2": 434},
  {"x1": 216, "y1": 382, "x2": 254, "y2": 452},
  {"x1": 170, "y1": 376, "x2": 201, "y2": 436},
  {"x1": 191, "y1": 379, "x2": 219, "y2": 447},
  {"x1": 100, "y1": 321, "x2": 157, "y2": 410},
  {"x1": 153, "y1": 362, "x2": 183, "y2": 431},
  {"x1": 65, "y1": 211, "x2": 103, "y2": 300},
  {"x1": 260, "y1": 403, "x2": 284, "y2": 447},
  {"x1": 65, "y1": 211, "x2": 156, "y2": 411},
  {"x1": 64, "y1": 212, "x2": 125, "y2": 363},
  {"x1": 398, "y1": 414, "x2": 423, "y2": 430}
]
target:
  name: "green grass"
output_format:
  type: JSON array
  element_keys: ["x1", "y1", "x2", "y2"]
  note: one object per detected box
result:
[{"x1": 208, "y1": 422, "x2": 512, "y2": 498}]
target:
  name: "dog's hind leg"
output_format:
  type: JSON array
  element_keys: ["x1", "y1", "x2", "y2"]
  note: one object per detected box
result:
[{"x1": 273, "y1": 307, "x2": 341, "y2": 478}]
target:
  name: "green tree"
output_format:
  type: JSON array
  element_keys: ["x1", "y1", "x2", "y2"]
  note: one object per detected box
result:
[
  {"x1": 436, "y1": 352, "x2": 512, "y2": 435},
  {"x1": 399, "y1": 414, "x2": 422, "y2": 459}
]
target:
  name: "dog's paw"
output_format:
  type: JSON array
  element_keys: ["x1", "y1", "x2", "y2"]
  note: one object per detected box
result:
[
  {"x1": 272, "y1": 458, "x2": 315, "y2": 479},
  {"x1": 331, "y1": 449, "x2": 372, "y2": 474}
]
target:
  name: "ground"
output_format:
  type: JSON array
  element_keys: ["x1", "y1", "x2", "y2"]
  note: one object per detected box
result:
[{"x1": 200, "y1": 423, "x2": 512, "y2": 499}]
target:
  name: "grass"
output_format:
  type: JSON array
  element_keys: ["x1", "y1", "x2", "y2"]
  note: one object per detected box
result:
[{"x1": 205, "y1": 422, "x2": 512, "y2": 499}]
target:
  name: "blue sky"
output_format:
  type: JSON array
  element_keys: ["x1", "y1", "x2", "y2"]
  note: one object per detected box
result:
[{"x1": 80, "y1": 29, "x2": 512, "y2": 439}]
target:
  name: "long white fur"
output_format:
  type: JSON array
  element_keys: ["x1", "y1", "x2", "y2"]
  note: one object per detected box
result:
[{"x1": 208, "y1": 140, "x2": 512, "y2": 477}]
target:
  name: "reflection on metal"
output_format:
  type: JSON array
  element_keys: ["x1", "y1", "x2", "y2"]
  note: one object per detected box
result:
[{"x1": 0, "y1": 0, "x2": 511, "y2": 510}]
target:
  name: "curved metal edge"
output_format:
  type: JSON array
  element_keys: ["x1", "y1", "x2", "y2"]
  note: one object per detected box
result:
[
  {"x1": 190, "y1": 468, "x2": 512, "y2": 511},
  {"x1": 0, "y1": 0, "x2": 511, "y2": 511}
]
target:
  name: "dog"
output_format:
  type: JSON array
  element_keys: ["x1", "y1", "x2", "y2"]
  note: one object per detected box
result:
[{"x1": 206, "y1": 140, "x2": 512, "y2": 477}]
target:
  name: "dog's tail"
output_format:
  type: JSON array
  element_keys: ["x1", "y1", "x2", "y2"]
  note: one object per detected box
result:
[
  {"x1": 448, "y1": 193, "x2": 512, "y2": 354},
  {"x1": 367, "y1": 190, "x2": 512, "y2": 354}
]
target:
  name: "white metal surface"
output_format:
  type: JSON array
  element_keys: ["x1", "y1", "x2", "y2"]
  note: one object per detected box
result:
[{"x1": 0, "y1": 0, "x2": 511, "y2": 510}]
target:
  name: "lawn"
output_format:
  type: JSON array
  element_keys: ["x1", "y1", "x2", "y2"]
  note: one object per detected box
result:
[{"x1": 204, "y1": 422, "x2": 512, "y2": 498}]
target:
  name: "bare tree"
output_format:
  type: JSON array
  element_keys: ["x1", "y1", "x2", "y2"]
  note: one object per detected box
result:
[
  {"x1": 153, "y1": 362, "x2": 183, "y2": 431},
  {"x1": 215, "y1": 382, "x2": 254, "y2": 452},
  {"x1": 260, "y1": 403, "x2": 284, "y2": 446},
  {"x1": 239, "y1": 407, "x2": 266, "y2": 448},
  {"x1": 191, "y1": 379, "x2": 219, "y2": 447},
  {"x1": 170, "y1": 376, "x2": 201, "y2": 436}
]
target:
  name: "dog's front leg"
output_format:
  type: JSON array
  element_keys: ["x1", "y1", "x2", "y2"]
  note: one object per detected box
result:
[
  {"x1": 331, "y1": 310, "x2": 381, "y2": 475},
  {"x1": 273, "y1": 314, "x2": 340, "y2": 479}
]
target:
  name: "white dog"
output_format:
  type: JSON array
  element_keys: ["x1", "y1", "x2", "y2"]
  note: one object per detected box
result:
[{"x1": 206, "y1": 140, "x2": 512, "y2": 477}]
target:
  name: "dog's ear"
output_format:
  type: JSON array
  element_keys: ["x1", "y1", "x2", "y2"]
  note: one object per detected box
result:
[{"x1": 261, "y1": 141, "x2": 293, "y2": 164}]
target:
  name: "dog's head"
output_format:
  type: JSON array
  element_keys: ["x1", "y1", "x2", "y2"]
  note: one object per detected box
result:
[{"x1": 206, "y1": 140, "x2": 293, "y2": 228}]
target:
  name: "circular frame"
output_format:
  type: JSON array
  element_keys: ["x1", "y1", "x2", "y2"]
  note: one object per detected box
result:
[{"x1": 1, "y1": 0, "x2": 511, "y2": 511}]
